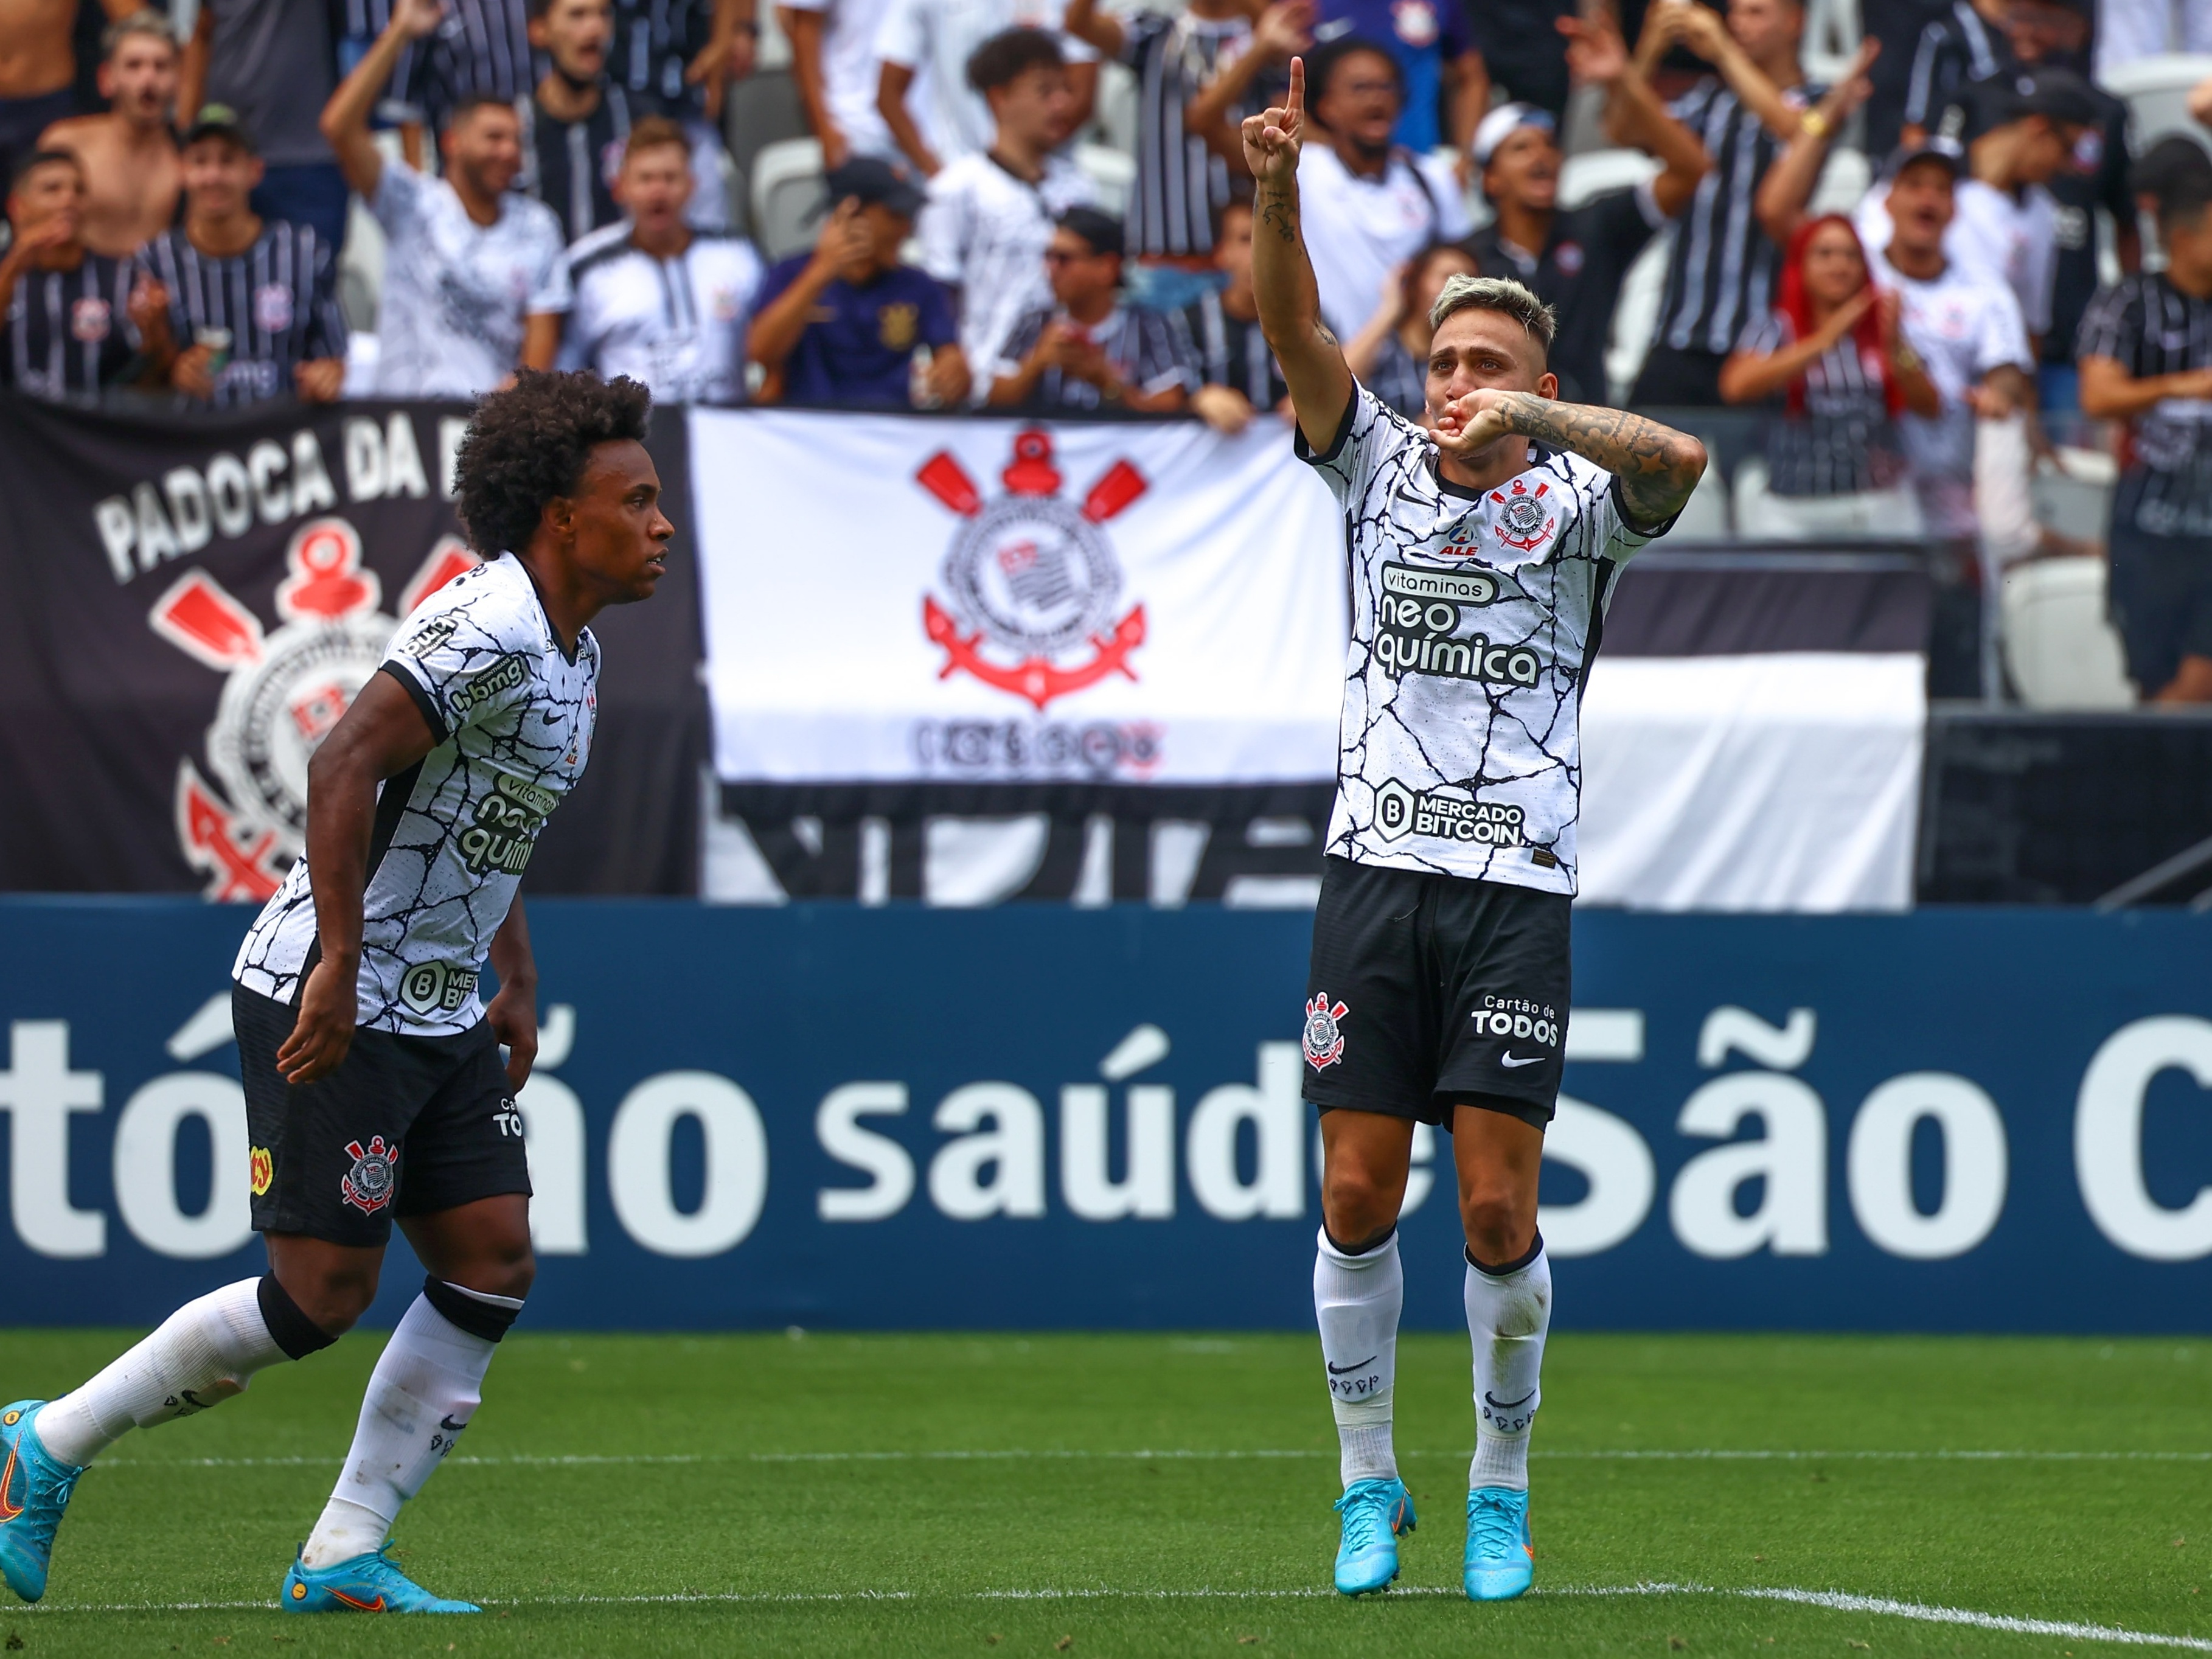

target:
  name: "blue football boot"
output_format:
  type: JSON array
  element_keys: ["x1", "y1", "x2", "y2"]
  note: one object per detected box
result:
[
  {"x1": 280, "y1": 1543, "x2": 480, "y2": 1613},
  {"x1": 1463, "y1": 1485, "x2": 1534, "y2": 1601},
  {"x1": 0, "y1": 1402, "x2": 84, "y2": 1604},
  {"x1": 1332, "y1": 1476, "x2": 1416, "y2": 1596}
]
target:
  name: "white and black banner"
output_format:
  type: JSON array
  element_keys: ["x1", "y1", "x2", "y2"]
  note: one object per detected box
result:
[{"x1": 692, "y1": 409, "x2": 1346, "y2": 796}]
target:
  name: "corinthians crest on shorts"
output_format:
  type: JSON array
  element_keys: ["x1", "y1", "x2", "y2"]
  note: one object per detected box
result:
[
  {"x1": 340, "y1": 1135, "x2": 399, "y2": 1214},
  {"x1": 916, "y1": 429, "x2": 1149, "y2": 711},
  {"x1": 1304, "y1": 993, "x2": 1349, "y2": 1069},
  {"x1": 149, "y1": 522, "x2": 480, "y2": 900}
]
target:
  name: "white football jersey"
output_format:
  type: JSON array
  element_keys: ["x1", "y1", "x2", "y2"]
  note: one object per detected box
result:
[
  {"x1": 369, "y1": 162, "x2": 572, "y2": 398},
  {"x1": 234, "y1": 555, "x2": 600, "y2": 1035},
  {"x1": 1303, "y1": 386, "x2": 1667, "y2": 896},
  {"x1": 557, "y1": 225, "x2": 765, "y2": 406}
]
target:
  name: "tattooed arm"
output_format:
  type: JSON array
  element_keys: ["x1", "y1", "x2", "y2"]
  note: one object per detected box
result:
[
  {"x1": 1241, "y1": 56, "x2": 1354, "y2": 451},
  {"x1": 1435, "y1": 389, "x2": 1708, "y2": 531}
]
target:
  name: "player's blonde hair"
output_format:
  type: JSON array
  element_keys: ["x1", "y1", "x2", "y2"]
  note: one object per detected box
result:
[{"x1": 1428, "y1": 274, "x2": 1557, "y2": 360}]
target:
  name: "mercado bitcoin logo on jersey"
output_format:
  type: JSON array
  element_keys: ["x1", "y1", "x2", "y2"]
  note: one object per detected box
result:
[
  {"x1": 916, "y1": 430, "x2": 1148, "y2": 712},
  {"x1": 148, "y1": 523, "x2": 479, "y2": 902}
]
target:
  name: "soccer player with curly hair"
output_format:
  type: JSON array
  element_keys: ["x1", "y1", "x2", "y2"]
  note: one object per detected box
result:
[{"x1": 0, "y1": 370, "x2": 672, "y2": 1616}]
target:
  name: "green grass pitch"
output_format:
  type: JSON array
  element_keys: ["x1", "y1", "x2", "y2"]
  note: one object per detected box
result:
[{"x1": 3, "y1": 1328, "x2": 2210, "y2": 1656}]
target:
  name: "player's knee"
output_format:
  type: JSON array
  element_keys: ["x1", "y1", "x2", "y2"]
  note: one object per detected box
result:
[
  {"x1": 1459, "y1": 1189, "x2": 1536, "y2": 1265},
  {"x1": 1322, "y1": 1167, "x2": 1401, "y2": 1250},
  {"x1": 274, "y1": 1259, "x2": 380, "y2": 1336}
]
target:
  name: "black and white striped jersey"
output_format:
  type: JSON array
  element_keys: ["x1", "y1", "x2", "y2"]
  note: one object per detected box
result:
[
  {"x1": 2079, "y1": 274, "x2": 2212, "y2": 540},
  {"x1": 1734, "y1": 308, "x2": 1905, "y2": 498},
  {"x1": 1902, "y1": 0, "x2": 2014, "y2": 136},
  {"x1": 1299, "y1": 384, "x2": 1672, "y2": 896},
  {"x1": 234, "y1": 555, "x2": 600, "y2": 1036},
  {"x1": 514, "y1": 87, "x2": 735, "y2": 242},
  {"x1": 136, "y1": 222, "x2": 347, "y2": 408},
  {"x1": 369, "y1": 0, "x2": 540, "y2": 126},
  {"x1": 608, "y1": 0, "x2": 716, "y2": 116},
  {"x1": 1180, "y1": 287, "x2": 1288, "y2": 409},
  {"x1": 1, "y1": 254, "x2": 139, "y2": 403},
  {"x1": 1650, "y1": 76, "x2": 1821, "y2": 360},
  {"x1": 1119, "y1": 9, "x2": 1257, "y2": 259},
  {"x1": 992, "y1": 302, "x2": 1196, "y2": 408}
]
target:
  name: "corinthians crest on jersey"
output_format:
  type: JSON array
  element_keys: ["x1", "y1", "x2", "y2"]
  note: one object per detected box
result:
[
  {"x1": 1300, "y1": 386, "x2": 1672, "y2": 898},
  {"x1": 233, "y1": 553, "x2": 600, "y2": 1037}
]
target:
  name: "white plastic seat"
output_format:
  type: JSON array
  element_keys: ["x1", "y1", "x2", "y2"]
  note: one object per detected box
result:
[
  {"x1": 751, "y1": 136, "x2": 826, "y2": 262},
  {"x1": 1558, "y1": 147, "x2": 1660, "y2": 210},
  {"x1": 1074, "y1": 142, "x2": 1136, "y2": 217},
  {"x1": 2100, "y1": 53, "x2": 2212, "y2": 151},
  {"x1": 2000, "y1": 557, "x2": 2136, "y2": 710}
]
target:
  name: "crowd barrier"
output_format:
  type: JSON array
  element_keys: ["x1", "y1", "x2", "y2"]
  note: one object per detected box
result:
[{"x1": 4, "y1": 899, "x2": 2211, "y2": 1332}]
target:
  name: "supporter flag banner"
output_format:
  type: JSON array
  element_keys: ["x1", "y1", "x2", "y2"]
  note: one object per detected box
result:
[
  {"x1": 690, "y1": 408, "x2": 1348, "y2": 800},
  {"x1": 4, "y1": 899, "x2": 2211, "y2": 1334},
  {"x1": 0, "y1": 395, "x2": 706, "y2": 894}
]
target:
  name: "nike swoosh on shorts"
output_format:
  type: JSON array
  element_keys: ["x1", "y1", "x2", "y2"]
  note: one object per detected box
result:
[{"x1": 1500, "y1": 1053, "x2": 1542, "y2": 1068}]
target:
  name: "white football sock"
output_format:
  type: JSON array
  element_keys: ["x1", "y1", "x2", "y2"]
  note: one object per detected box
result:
[
  {"x1": 36, "y1": 1279, "x2": 289, "y2": 1467},
  {"x1": 1464, "y1": 1237, "x2": 1551, "y2": 1493},
  {"x1": 301, "y1": 1292, "x2": 507, "y2": 1570},
  {"x1": 1314, "y1": 1226, "x2": 1402, "y2": 1487}
]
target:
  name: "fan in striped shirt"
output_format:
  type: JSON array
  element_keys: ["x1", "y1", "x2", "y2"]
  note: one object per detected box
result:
[
  {"x1": 1182, "y1": 197, "x2": 1292, "y2": 432},
  {"x1": 986, "y1": 206, "x2": 1195, "y2": 411},
  {"x1": 1626, "y1": 0, "x2": 1824, "y2": 408},
  {"x1": 0, "y1": 149, "x2": 157, "y2": 403},
  {"x1": 1899, "y1": 0, "x2": 2012, "y2": 146},
  {"x1": 1064, "y1": 0, "x2": 1299, "y2": 265},
  {"x1": 2078, "y1": 173, "x2": 2212, "y2": 700},
  {"x1": 133, "y1": 110, "x2": 347, "y2": 407},
  {"x1": 362, "y1": 0, "x2": 540, "y2": 139}
]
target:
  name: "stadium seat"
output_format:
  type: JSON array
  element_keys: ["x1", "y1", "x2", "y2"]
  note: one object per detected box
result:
[
  {"x1": 751, "y1": 136, "x2": 827, "y2": 262},
  {"x1": 2100, "y1": 53, "x2": 2212, "y2": 150},
  {"x1": 335, "y1": 131, "x2": 407, "y2": 331},
  {"x1": 1091, "y1": 60, "x2": 1138, "y2": 156},
  {"x1": 725, "y1": 68, "x2": 810, "y2": 192},
  {"x1": 1604, "y1": 232, "x2": 1671, "y2": 402},
  {"x1": 1666, "y1": 444, "x2": 1734, "y2": 541},
  {"x1": 2031, "y1": 447, "x2": 2116, "y2": 543},
  {"x1": 1559, "y1": 147, "x2": 1660, "y2": 210},
  {"x1": 1075, "y1": 142, "x2": 1136, "y2": 217},
  {"x1": 2000, "y1": 556, "x2": 2135, "y2": 710},
  {"x1": 1807, "y1": 144, "x2": 1870, "y2": 216}
]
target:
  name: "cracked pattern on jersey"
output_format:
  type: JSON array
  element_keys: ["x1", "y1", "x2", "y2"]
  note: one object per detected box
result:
[
  {"x1": 1304, "y1": 387, "x2": 1658, "y2": 896},
  {"x1": 233, "y1": 554, "x2": 599, "y2": 1035}
]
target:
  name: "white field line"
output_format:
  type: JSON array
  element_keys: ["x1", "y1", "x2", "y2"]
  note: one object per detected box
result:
[
  {"x1": 96, "y1": 1446, "x2": 2212, "y2": 1470},
  {"x1": 23, "y1": 1581, "x2": 2212, "y2": 1649}
]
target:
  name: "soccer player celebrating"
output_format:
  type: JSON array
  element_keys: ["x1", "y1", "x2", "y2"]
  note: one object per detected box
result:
[
  {"x1": 0, "y1": 372, "x2": 672, "y2": 1614},
  {"x1": 1242, "y1": 60, "x2": 1705, "y2": 1602}
]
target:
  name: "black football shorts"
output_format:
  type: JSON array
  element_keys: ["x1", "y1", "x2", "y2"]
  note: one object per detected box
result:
[
  {"x1": 232, "y1": 984, "x2": 532, "y2": 1249},
  {"x1": 1301, "y1": 855, "x2": 1571, "y2": 1130}
]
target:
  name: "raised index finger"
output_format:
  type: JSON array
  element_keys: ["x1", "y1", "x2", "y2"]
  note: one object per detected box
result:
[{"x1": 1286, "y1": 55, "x2": 1304, "y2": 117}]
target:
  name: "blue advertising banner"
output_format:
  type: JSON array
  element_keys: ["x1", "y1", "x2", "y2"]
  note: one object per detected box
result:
[{"x1": 2, "y1": 899, "x2": 2209, "y2": 1332}]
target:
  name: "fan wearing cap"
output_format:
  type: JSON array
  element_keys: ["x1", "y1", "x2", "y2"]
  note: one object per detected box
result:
[
  {"x1": 987, "y1": 205, "x2": 1195, "y2": 410},
  {"x1": 557, "y1": 114, "x2": 765, "y2": 404},
  {"x1": 1855, "y1": 139, "x2": 2035, "y2": 543},
  {"x1": 1462, "y1": 11, "x2": 1707, "y2": 406},
  {"x1": 2078, "y1": 169, "x2": 2212, "y2": 701},
  {"x1": 131, "y1": 106, "x2": 347, "y2": 406},
  {"x1": 1858, "y1": 68, "x2": 2097, "y2": 352},
  {"x1": 748, "y1": 157, "x2": 967, "y2": 406}
]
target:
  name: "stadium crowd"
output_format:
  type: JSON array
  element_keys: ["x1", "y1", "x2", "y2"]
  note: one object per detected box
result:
[{"x1": 0, "y1": 0, "x2": 2210, "y2": 692}]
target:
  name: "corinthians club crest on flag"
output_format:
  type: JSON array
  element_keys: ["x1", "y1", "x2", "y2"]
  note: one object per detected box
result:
[
  {"x1": 917, "y1": 430, "x2": 1147, "y2": 711},
  {"x1": 149, "y1": 520, "x2": 481, "y2": 901}
]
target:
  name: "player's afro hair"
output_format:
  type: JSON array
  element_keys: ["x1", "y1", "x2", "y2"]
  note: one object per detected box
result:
[{"x1": 454, "y1": 370, "x2": 653, "y2": 558}]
